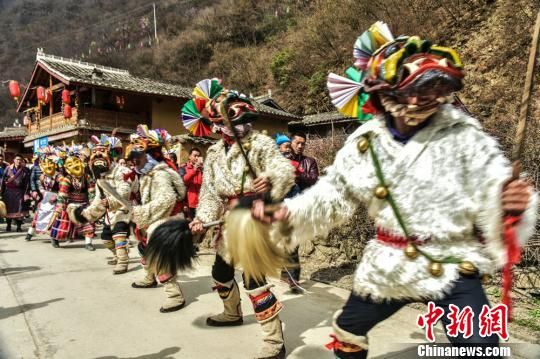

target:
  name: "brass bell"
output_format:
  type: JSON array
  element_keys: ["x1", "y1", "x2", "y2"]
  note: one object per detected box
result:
[
  {"x1": 243, "y1": 142, "x2": 252, "y2": 151},
  {"x1": 357, "y1": 137, "x2": 369, "y2": 153},
  {"x1": 404, "y1": 242, "x2": 418, "y2": 259},
  {"x1": 374, "y1": 186, "x2": 388, "y2": 199},
  {"x1": 481, "y1": 274, "x2": 492, "y2": 285},
  {"x1": 428, "y1": 262, "x2": 444, "y2": 277},
  {"x1": 244, "y1": 166, "x2": 250, "y2": 173},
  {"x1": 458, "y1": 261, "x2": 477, "y2": 276},
  {"x1": 234, "y1": 186, "x2": 242, "y2": 194}
]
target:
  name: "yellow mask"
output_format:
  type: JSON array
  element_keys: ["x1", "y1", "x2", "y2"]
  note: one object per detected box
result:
[
  {"x1": 39, "y1": 158, "x2": 56, "y2": 176},
  {"x1": 64, "y1": 156, "x2": 85, "y2": 178}
]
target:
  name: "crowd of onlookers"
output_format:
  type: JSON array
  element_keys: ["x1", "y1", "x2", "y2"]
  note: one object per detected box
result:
[{"x1": 0, "y1": 132, "x2": 319, "y2": 259}]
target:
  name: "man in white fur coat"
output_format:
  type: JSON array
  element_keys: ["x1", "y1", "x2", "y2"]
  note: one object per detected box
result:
[
  {"x1": 188, "y1": 87, "x2": 295, "y2": 359},
  {"x1": 127, "y1": 125, "x2": 187, "y2": 313},
  {"x1": 69, "y1": 134, "x2": 137, "y2": 275},
  {"x1": 254, "y1": 24, "x2": 537, "y2": 359}
]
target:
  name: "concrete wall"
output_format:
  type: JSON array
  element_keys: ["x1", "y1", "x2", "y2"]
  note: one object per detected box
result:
[
  {"x1": 252, "y1": 117, "x2": 290, "y2": 137},
  {"x1": 151, "y1": 98, "x2": 188, "y2": 136}
]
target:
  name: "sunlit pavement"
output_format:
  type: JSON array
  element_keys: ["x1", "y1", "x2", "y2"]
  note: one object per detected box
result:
[{"x1": 1, "y1": 225, "x2": 538, "y2": 359}]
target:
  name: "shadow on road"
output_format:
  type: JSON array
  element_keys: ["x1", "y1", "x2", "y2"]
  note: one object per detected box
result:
[
  {"x1": 189, "y1": 276, "x2": 343, "y2": 355},
  {"x1": 1, "y1": 266, "x2": 41, "y2": 275},
  {"x1": 0, "y1": 297, "x2": 64, "y2": 321},
  {"x1": 177, "y1": 274, "x2": 213, "y2": 310},
  {"x1": 0, "y1": 249, "x2": 18, "y2": 253},
  {"x1": 309, "y1": 262, "x2": 356, "y2": 285},
  {"x1": 93, "y1": 346, "x2": 181, "y2": 359}
]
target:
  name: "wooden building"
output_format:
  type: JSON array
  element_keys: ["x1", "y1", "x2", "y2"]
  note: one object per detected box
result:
[
  {"x1": 0, "y1": 126, "x2": 27, "y2": 162},
  {"x1": 16, "y1": 50, "x2": 300, "y2": 151},
  {"x1": 288, "y1": 111, "x2": 359, "y2": 138}
]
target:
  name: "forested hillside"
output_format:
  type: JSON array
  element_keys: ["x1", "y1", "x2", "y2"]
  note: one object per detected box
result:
[{"x1": 1, "y1": 0, "x2": 539, "y2": 173}]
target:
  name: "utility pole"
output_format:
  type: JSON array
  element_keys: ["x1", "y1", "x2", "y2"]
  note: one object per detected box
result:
[{"x1": 153, "y1": 3, "x2": 158, "y2": 44}]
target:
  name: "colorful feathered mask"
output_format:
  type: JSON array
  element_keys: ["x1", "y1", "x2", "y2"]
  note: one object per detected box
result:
[
  {"x1": 37, "y1": 145, "x2": 60, "y2": 176},
  {"x1": 181, "y1": 78, "x2": 259, "y2": 136},
  {"x1": 126, "y1": 124, "x2": 172, "y2": 158},
  {"x1": 64, "y1": 143, "x2": 86, "y2": 178},
  {"x1": 327, "y1": 21, "x2": 464, "y2": 121}
]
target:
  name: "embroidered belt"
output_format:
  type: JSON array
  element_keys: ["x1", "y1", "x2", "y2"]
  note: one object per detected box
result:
[{"x1": 376, "y1": 227, "x2": 429, "y2": 248}]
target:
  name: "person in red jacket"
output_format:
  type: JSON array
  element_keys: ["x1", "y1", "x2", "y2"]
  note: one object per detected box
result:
[{"x1": 179, "y1": 148, "x2": 203, "y2": 220}]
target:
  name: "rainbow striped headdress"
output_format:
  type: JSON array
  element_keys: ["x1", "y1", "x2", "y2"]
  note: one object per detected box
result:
[{"x1": 327, "y1": 21, "x2": 464, "y2": 121}]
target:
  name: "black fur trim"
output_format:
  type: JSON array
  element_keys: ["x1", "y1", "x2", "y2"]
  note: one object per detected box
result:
[
  {"x1": 145, "y1": 219, "x2": 196, "y2": 275},
  {"x1": 74, "y1": 206, "x2": 88, "y2": 224}
]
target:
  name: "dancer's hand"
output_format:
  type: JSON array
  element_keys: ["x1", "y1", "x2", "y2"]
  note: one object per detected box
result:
[
  {"x1": 502, "y1": 179, "x2": 531, "y2": 216},
  {"x1": 251, "y1": 200, "x2": 289, "y2": 224},
  {"x1": 189, "y1": 219, "x2": 205, "y2": 234},
  {"x1": 253, "y1": 176, "x2": 270, "y2": 193}
]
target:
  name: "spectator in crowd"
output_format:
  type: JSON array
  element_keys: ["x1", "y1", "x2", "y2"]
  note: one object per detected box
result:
[
  {"x1": 30, "y1": 154, "x2": 43, "y2": 204},
  {"x1": 290, "y1": 132, "x2": 319, "y2": 191},
  {"x1": 1, "y1": 154, "x2": 31, "y2": 232},
  {"x1": 117, "y1": 158, "x2": 127, "y2": 167},
  {"x1": 168, "y1": 152, "x2": 179, "y2": 171},
  {"x1": 179, "y1": 148, "x2": 203, "y2": 221},
  {"x1": 276, "y1": 133, "x2": 305, "y2": 293},
  {"x1": 0, "y1": 153, "x2": 7, "y2": 179},
  {"x1": 276, "y1": 133, "x2": 301, "y2": 198},
  {"x1": 0, "y1": 154, "x2": 7, "y2": 223}
]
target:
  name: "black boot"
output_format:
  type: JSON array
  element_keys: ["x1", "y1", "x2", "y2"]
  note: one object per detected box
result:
[
  {"x1": 25, "y1": 233, "x2": 32, "y2": 241},
  {"x1": 6, "y1": 219, "x2": 12, "y2": 232},
  {"x1": 16, "y1": 220, "x2": 22, "y2": 232},
  {"x1": 51, "y1": 238, "x2": 60, "y2": 248}
]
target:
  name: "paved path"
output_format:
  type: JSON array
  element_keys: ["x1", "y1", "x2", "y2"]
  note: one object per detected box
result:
[{"x1": 1, "y1": 227, "x2": 538, "y2": 359}]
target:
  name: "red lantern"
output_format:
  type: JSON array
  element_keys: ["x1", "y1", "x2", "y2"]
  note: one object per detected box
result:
[
  {"x1": 8, "y1": 81, "x2": 20, "y2": 101},
  {"x1": 36, "y1": 86, "x2": 46, "y2": 105},
  {"x1": 115, "y1": 95, "x2": 125, "y2": 109},
  {"x1": 63, "y1": 104, "x2": 72, "y2": 119},
  {"x1": 44, "y1": 89, "x2": 51, "y2": 104},
  {"x1": 61, "y1": 89, "x2": 71, "y2": 105}
]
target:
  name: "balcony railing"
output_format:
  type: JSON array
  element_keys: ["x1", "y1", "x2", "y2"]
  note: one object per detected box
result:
[
  {"x1": 78, "y1": 107, "x2": 144, "y2": 129},
  {"x1": 27, "y1": 108, "x2": 78, "y2": 136},
  {"x1": 26, "y1": 107, "x2": 146, "y2": 136}
]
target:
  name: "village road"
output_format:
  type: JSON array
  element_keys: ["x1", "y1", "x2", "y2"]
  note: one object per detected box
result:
[{"x1": 1, "y1": 227, "x2": 538, "y2": 359}]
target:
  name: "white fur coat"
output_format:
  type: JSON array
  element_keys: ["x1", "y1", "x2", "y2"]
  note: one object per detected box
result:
[
  {"x1": 82, "y1": 165, "x2": 138, "y2": 226},
  {"x1": 285, "y1": 104, "x2": 538, "y2": 301},
  {"x1": 131, "y1": 162, "x2": 186, "y2": 236},
  {"x1": 196, "y1": 131, "x2": 296, "y2": 224}
]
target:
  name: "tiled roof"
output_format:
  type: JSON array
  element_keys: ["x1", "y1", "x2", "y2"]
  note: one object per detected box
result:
[
  {"x1": 36, "y1": 52, "x2": 192, "y2": 98},
  {"x1": 0, "y1": 127, "x2": 27, "y2": 139},
  {"x1": 21, "y1": 51, "x2": 300, "y2": 121},
  {"x1": 252, "y1": 102, "x2": 300, "y2": 120},
  {"x1": 174, "y1": 134, "x2": 217, "y2": 146},
  {"x1": 289, "y1": 111, "x2": 355, "y2": 126}
]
